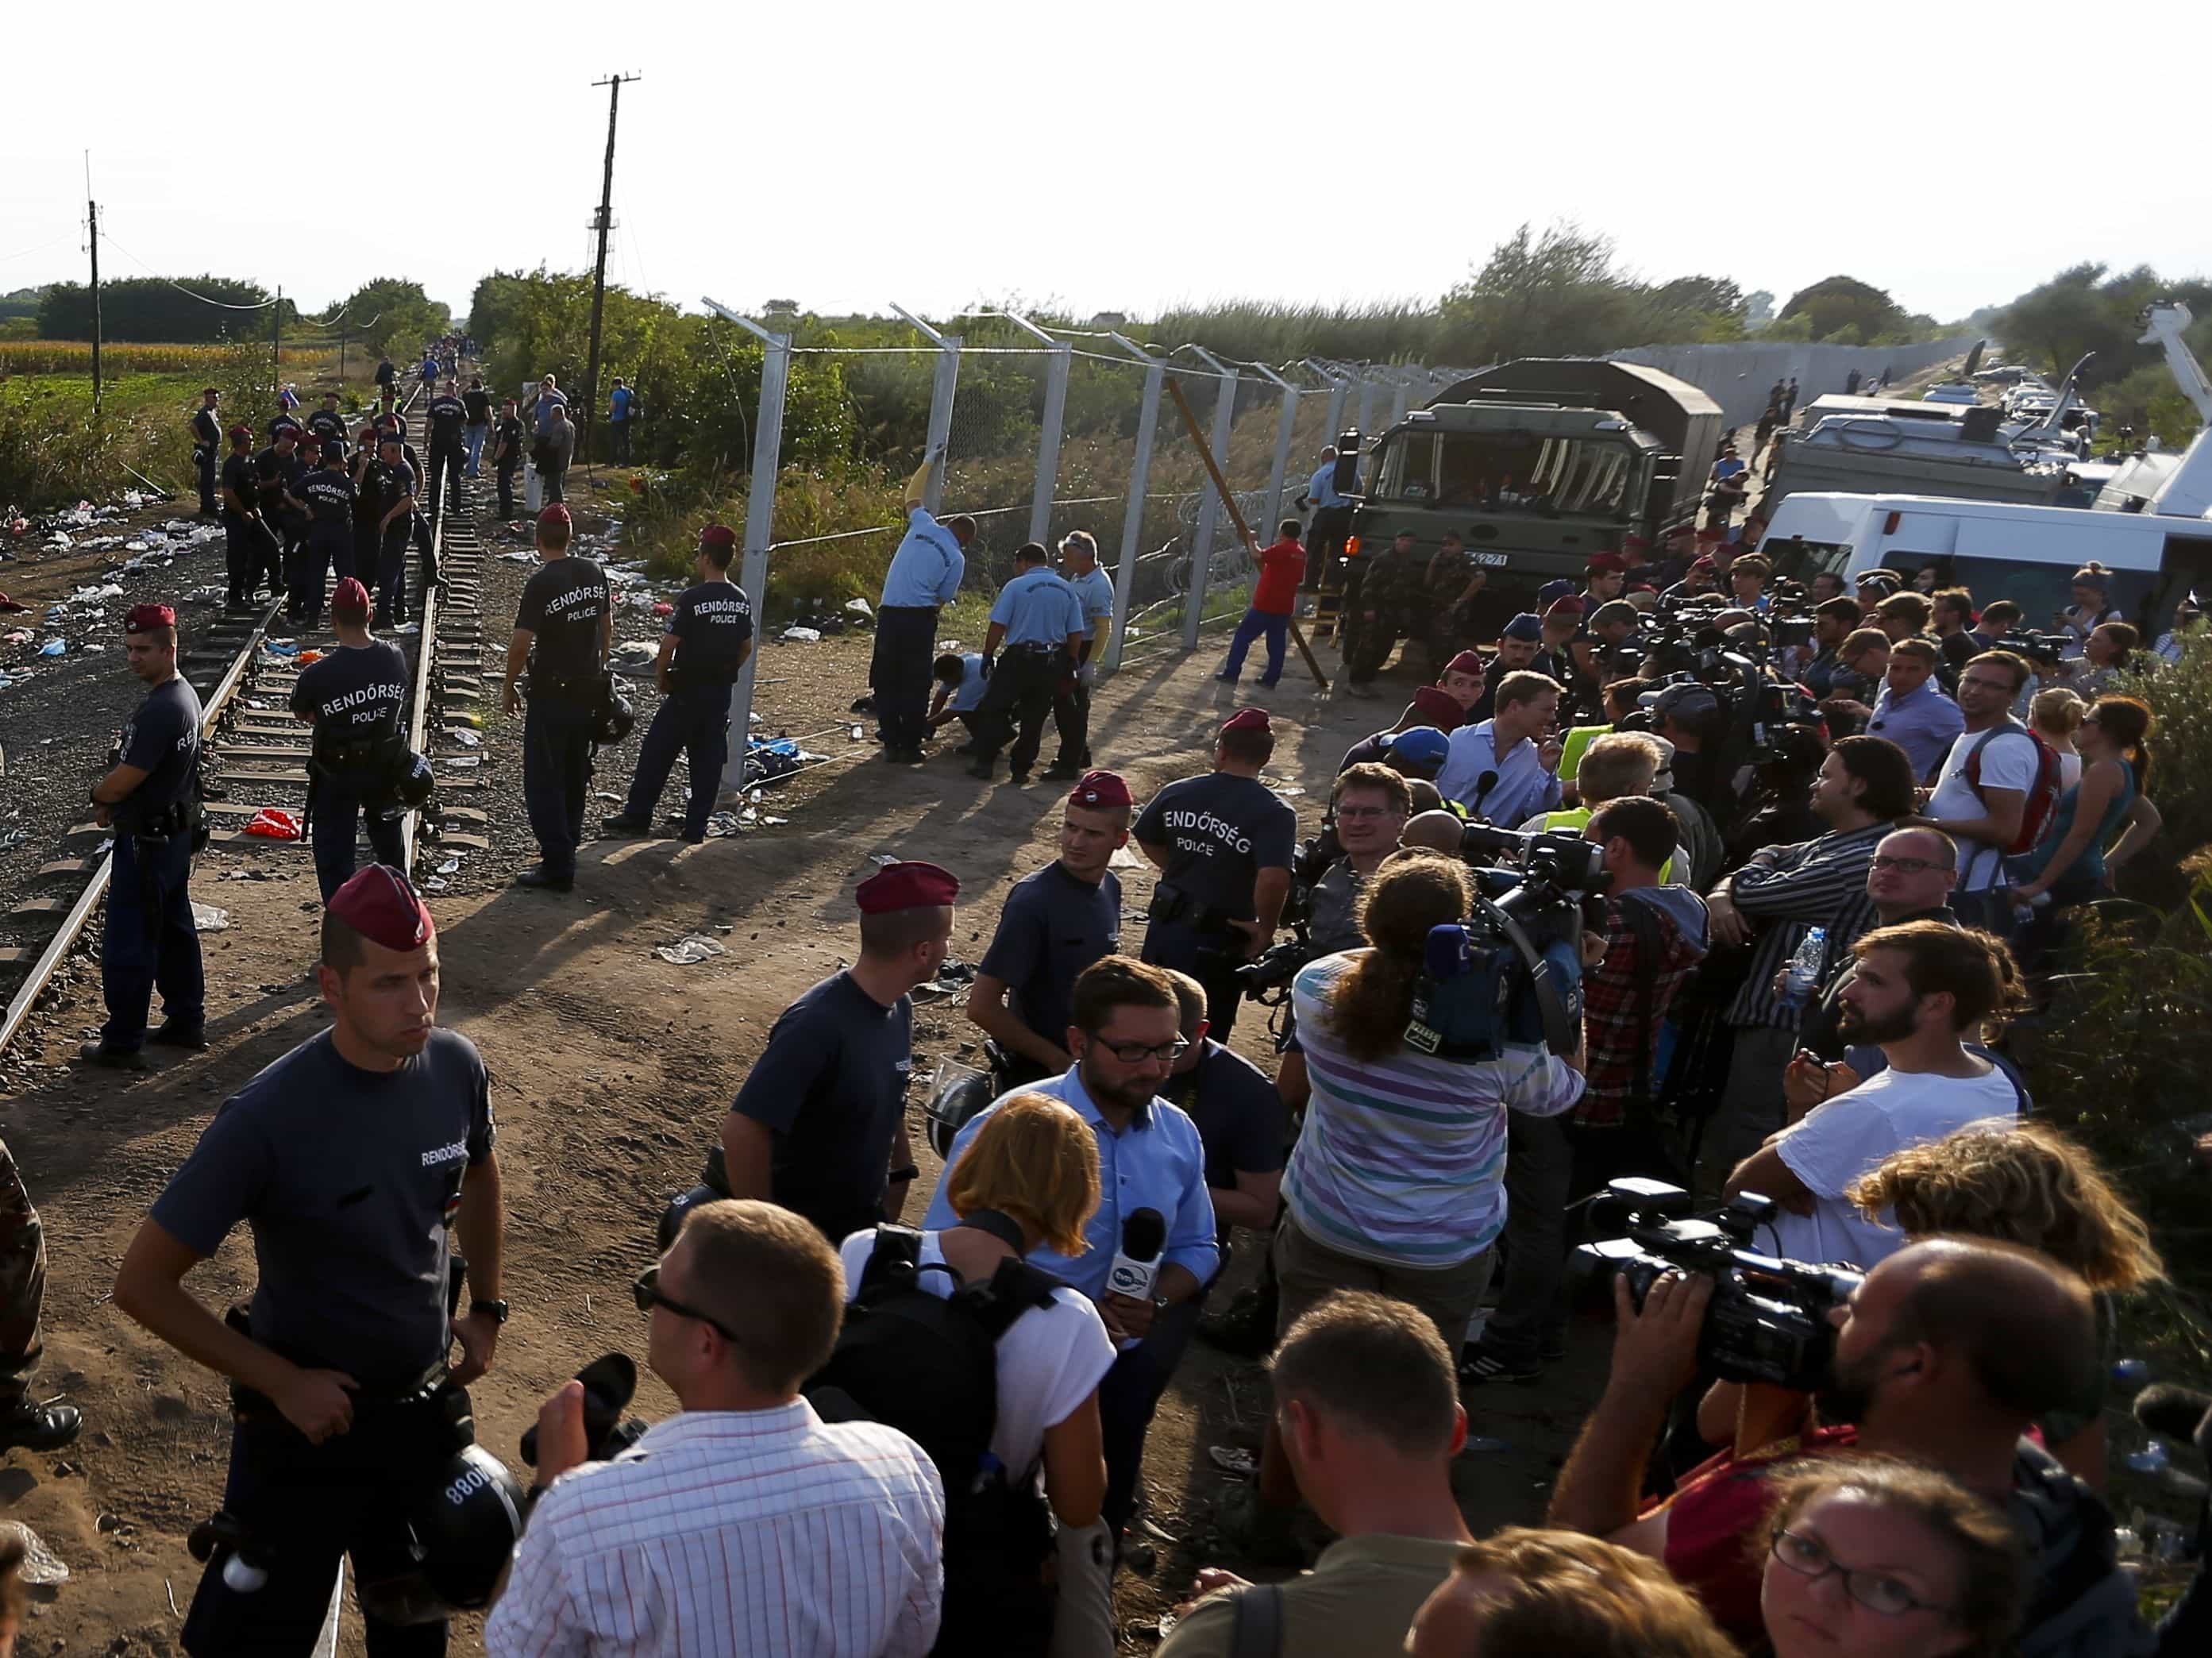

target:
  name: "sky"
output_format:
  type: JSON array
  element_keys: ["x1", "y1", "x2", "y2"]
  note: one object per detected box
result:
[{"x1": 5, "y1": 1, "x2": 2208, "y2": 334}]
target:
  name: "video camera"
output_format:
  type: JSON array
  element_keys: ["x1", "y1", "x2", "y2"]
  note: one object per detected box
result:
[
  {"x1": 1570, "y1": 1178, "x2": 1863, "y2": 1392},
  {"x1": 1407, "y1": 825, "x2": 1609, "y2": 1058},
  {"x1": 1998, "y1": 629, "x2": 2072, "y2": 666}
]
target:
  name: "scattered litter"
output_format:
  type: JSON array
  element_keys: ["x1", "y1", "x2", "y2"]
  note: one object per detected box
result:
[
  {"x1": 652, "y1": 601, "x2": 674, "y2": 617},
  {"x1": 262, "y1": 638, "x2": 300, "y2": 657},
  {"x1": 0, "y1": 1522, "x2": 67, "y2": 1587},
  {"x1": 394, "y1": 622, "x2": 420, "y2": 634},
  {"x1": 37, "y1": 638, "x2": 64, "y2": 657},
  {"x1": 183, "y1": 585, "x2": 226, "y2": 606},
  {"x1": 243, "y1": 808, "x2": 303, "y2": 840},
  {"x1": 1109, "y1": 846, "x2": 1145, "y2": 869},
  {"x1": 295, "y1": 650, "x2": 325, "y2": 666},
  {"x1": 844, "y1": 597, "x2": 873, "y2": 620},
  {"x1": 1270, "y1": 784, "x2": 1306, "y2": 797},
  {"x1": 653, "y1": 934, "x2": 728, "y2": 966},
  {"x1": 443, "y1": 755, "x2": 482, "y2": 769},
  {"x1": 422, "y1": 877, "x2": 450, "y2": 893},
  {"x1": 436, "y1": 857, "x2": 461, "y2": 875},
  {"x1": 191, "y1": 903, "x2": 231, "y2": 933},
  {"x1": 1206, "y1": 1446, "x2": 1256, "y2": 1477},
  {"x1": 443, "y1": 729, "x2": 483, "y2": 748},
  {"x1": 780, "y1": 627, "x2": 822, "y2": 643},
  {"x1": 849, "y1": 724, "x2": 865, "y2": 742},
  {"x1": 703, "y1": 812, "x2": 746, "y2": 838},
  {"x1": 498, "y1": 550, "x2": 535, "y2": 563},
  {"x1": 4, "y1": 630, "x2": 30, "y2": 645},
  {"x1": 612, "y1": 640, "x2": 658, "y2": 673}
]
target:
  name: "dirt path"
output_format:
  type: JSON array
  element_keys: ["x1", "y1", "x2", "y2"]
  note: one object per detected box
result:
[{"x1": 0, "y1": 553, "x2": 1603, "y2": 1652}]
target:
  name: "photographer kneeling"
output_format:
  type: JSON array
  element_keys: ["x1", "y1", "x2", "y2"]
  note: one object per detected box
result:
[{"x1": 1546, "y1": 1236, "x2": 2149, "y2": 1658}]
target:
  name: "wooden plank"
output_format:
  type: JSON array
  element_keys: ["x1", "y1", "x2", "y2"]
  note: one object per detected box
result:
[
  {"x1": 207, "y1": 831, "x2": 306, "y2": 849},
  {"x1": 436, "y1": 807, "x2": 488, "y2": 825},
  {"x1": 0, "y1": 947, "x2": 37, "y2": 968},
  {"x1": 217, "y1": 746, "x2": 313, "y2": 760},
  {"x1": 214, "y1": 769, "x2": 308, "y2": 786},
  {"x1": 10, "y1": 899, "x2": 74, "y2": 920},
  {"x1": 37, "y1": 858, "x2": 100, "y2": 878},
  {"x1": 432, "y1": 833, "x2": 493, "y2": 852}
]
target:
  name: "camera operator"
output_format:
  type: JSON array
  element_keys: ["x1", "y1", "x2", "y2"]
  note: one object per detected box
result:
[
  {"x1": 488, "y1": 1200, "x2": 946, "y2": 1656},
  {"x1": 1435, "y1": 671, "x2": 1565, "y2": 823},
  {"x1": 1721, "y1": 727, "x2": 1829, "y2": 870},
  {"x1": 1698, "y1": 736, "x2": 1917, "y2": 1198},
  {"x1": 1798, "y1": 596, "x2": 1865, "y2": 700},
  {"x1": 967, "y1": 772, "x2": 1132, "y2": 1087},
  {"x1": 1817, "y1": 629, "x2": 1891, "y2": 735},
  {"x1": 1640, "y1": 681, "x2": 1735, "y2": 824},
  {"x1": 1467, "y1": 798, "x2": 1709, "y2": 1386},
  {"x1": 1547, "y1": 1237, "x2": 2148, "y2": 1658},
  {"x1": 1311, "y1": 764, "x2": 1414, "y2": 956},
  {"x1": 1135, "y1": 711, "x2": 1298, "y2": 1043}
]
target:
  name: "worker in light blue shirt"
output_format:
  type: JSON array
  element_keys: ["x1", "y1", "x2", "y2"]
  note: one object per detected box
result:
[
  {"x1": 969, "y1": 543, "x2": 1086, "y2": 784},
  {"x1": 1048, "y1": 529, "x2": 1117, "y2": 779},
  {"x1": 1303, "y1": 442, "x2": 1357, "y2": 613},
  {"x1": 1434, "y1": 670, "x2": 1567, "y2": 823},
  {"x1": 871, "y1": 450, "x2": 977, "y2": 762},
  {"x1": 920, "y1": 964, "x2": 1217, "y2": 1534}
]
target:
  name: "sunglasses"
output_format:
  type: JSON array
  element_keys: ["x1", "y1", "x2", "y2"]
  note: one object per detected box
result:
[{"x1": 634, "y1": 1264, "x2": 742, "y2": 1344}]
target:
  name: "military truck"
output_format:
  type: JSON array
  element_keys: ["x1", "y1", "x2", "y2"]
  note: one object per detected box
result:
[{"x1": 1339, "y1": 358, "x2": 1723, "y2": 634}]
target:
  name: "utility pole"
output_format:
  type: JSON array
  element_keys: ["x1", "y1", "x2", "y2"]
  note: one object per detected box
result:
[
  {"x1": 272, "y1": 287, "x2": 282, "y2": 401},
  {"x1": 87, "y1": 199, "x2": 102, "y2": 415},
  {"x1": 582, "y1": 71, "x2": 640, "y2": 473}
]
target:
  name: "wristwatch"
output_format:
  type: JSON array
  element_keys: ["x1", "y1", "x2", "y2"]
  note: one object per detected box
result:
[{"x1": 470, "y1": 1299, "x2": 510, "y2": 1325}]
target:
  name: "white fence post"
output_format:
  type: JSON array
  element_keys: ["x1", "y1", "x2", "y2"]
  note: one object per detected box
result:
[
  {"x1": 895, "y1": 303, "x2": 961, "y2": 514},
  {"x1": 1254, "y1": 363, "x2": 1299, "y2": 538},
  {"x1": 1389, "y1": 370, "x2": 1413, "y2": 426},
  {"x1": 1355, "y1": 372, "x2": 1381, "y2": 439},
  {"x1": 1311, "y1": 360, "x2": 1350, "y2": 443},
  {"x1": 1005, "y1": 310, "x2": 1072, "y2": 548},
  {"x1": 703, "y1": 297, "x2": 790, "y2": 792},
  {"x1": 1182, "y1": 348, "x2": 1239, "y2": 653},
  {"x1": 1105, "y1": 334, "x2": 1162, "y2": 675}
]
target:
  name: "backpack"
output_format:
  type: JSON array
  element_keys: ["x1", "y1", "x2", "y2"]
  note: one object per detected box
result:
[{"x1": 1964, "y1": 722, "x2": 2064, "y2": 857}]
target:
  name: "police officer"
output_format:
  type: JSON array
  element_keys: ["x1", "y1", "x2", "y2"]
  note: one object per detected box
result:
[
  {"x1": 461, "y1": 376, "x2": 491, "y2": 477},
  {"x1": 966, "y1": 769, "x2": 1131, "y2": 1086},
  {"x1": 113, "y1": 867, "x2": 506, "y2": 1656},
  {"x1": 265, "y1": 403, "x2": 304, "y2": 444},
  {"x1": 0, "y1": 1142, "x2": 81, "y2": 1453},
  {"x1": 1046, "y1": 528, "x2": 1116, "y2": 781},
  {"x1": 218, "y1": 424, "x2": 268, "y2": 611},
  {"x1": 504, "y1": 504, "x2": 611, "y2": 892},
  {"x1": 305, "y1": 391, "x2": 348, "y2": 451},
  {"x1": 373, "y1": 412, "x2": 439, "y2": 596},
  {"x1": 602, "y1": 524, "x2": 755, "y2": 843},
  {"x1": 252, "y1": 426, "x2": 305, "y2": 606},
  {"x1": 293, "y1": 580, "x2": 410, "y2": 901},
  {"x1": 369, "y1": 433, "x2": 419, "y2": 627},
  {"x1": 374, "y1": 353, "x2": 396, "y2": 400},
  {"x1": 1132, "y1": 708, "x2": 1298, "y2": 1043},
  {"x1": 720, "y1": 861, "x2": 956, "y2": 1241},
  {"x1": 284, "y1": 441, "x2": 356, "y2": 627},
  {"x1": 80, "y1": 604, "x2": 206, "y2": 1070},
  {"x1": 426, "y1": 378, "x2": 468, "y2": 511},
  {"x1": 491, "y1": 398, "x2": 525, "y2": 521},
  {"x1": 872, "y1": 450, "x2": 973, "y2": 763},
  {"x1": 190, "y1": 387, "x2": 222, "y2": 516},
  {"x1": 968, "y1": 542, "x2": 1085, "y2": 785}
]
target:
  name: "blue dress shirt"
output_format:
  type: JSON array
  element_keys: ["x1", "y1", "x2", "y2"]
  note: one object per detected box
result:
[
  {"x1": 880, "y1": 508, "x2": 966, "y2": 608},
  {"x1": 921, "y1": 1066, "x2": 1220, "y2": 1299},
  {"x1": 1867, "y1": 680, "x2": 1965, "y2": 779},
  {"x1": 1308, "y1": 464, "x2": 1349, "y2": 511},
  {"x1": 1067, "y1": 565, "x2": 1116, "y2": 628},
  {"x1": 992, "y1": 567, "x2": 1085, "y2": 648},
  {"x1": 1434, "y1": 719, "x2": 1563, "y2": 825}
]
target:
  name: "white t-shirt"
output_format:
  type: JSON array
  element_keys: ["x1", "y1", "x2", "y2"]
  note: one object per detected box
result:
[
  {"x1": 2055, "y1": 749, "x2": 2083, "y2": 792},
  {"x1": 838, "y1": 1228, "x2": 1116, "y2": 1483},
  {"x1": 1924, "y1": 724, "x2": 2040, "y2": 892},
  {"x1": 1765, "y1": 1066, "x2": 2022, "y2": 1270}
]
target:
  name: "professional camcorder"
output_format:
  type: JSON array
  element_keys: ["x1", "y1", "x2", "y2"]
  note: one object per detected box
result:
[
  {"x1": 1570, "y1": 1178, "x2": 1863, "y2": 1392},
  {"x1": 1407, "y1": 825, "x2": 1609, "y2": 1058},
  {"x1": 1997, "y1": 629, "x2": 2073, "y2": 665}
]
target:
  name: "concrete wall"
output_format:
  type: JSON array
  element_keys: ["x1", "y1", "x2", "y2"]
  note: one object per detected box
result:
[{"x1": 1608, "y1": 336, "x2": 1977, "y2": 431}]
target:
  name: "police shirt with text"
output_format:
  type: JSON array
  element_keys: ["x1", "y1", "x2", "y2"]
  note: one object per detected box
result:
[
  {"x1": 729, "y1": 971, "x2": 912, "y2": 1234},
  {"x1": 297, "y1": 464, "x2": 356, "y2": 528},
  {"x1": 517, "y1": 556, "x2": 611, "y2": 684},
  {"x1": 668, "y1": 578, "x2": 755, "y2": 689},
  {"x1": 119, "y1": 675, "x2": 203, "y2": 816},
  {"x1": 265, "y1": 413, "x2": 303, "y2": 442},
  {"x1": 979, "y1": 861, "x2": 1122, "y2": 1047},
  {"x1": 291, "y1": 639, "x2": 408, "y2": 737},
  {"x1": 1134, "y1": 773, "x2": 1299, "y2": 919},
  {"x1": 306, "y1": 409, "x2": 348, "y2": 445},
  {"x1": 428, "y1": 393, "x2": 468, "y2": 446},
  {"x1": 148, "y1": 1028, "x2": 494, "y2": 1386}
]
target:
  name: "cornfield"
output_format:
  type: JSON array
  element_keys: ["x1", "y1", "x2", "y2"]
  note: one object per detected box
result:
[{"x1": 0, "y1": 341, "x2": 320, "y2": 377}]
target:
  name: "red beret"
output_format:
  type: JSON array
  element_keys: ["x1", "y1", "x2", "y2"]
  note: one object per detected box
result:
[
  {"x1": 1586, "y1": 552, "x2": 1626, "y2": 573},
  {"x1": 1622, "y1": 534, "x2": 1651, "y2": 551},
  {"x1": 1409, "y1": 685, "x2": 1465, "y2": 733},
  {"x1": 1443, "y1": 650, "x2": 1485, "y2": 679},
  {"x1": 856, "y1": 860, "x2": 960, "y2": 914},
  {"x1": 274, "y1": 425, "x2": 297, "y2": 439},
  {"x1": 1069, "y1": 769, "x2": 1131, "y2": 811},
  {"x1": 538, "y1": 504, "x2": 572, "y2": 527},
  {"x1": 228, "y1": 423, "x2": 253, "y2": 440},
  {"x1": 328, "y1": 865, "x2": 435, "y2": 952},
  {"x1": 699, "y1": 524, "x2": 738, "y2": 552},
  {"x1": 333, "y1": 577, "x2": 371, "y2": 617},
  {"x1": 1691, "y1": 554, "x2": 1716, "y2": 571},
  {"x1": 125, "y1": 603, "x2": 175, "y2": 632},
  {"x1": 1220, "y1": 708, "x2": 1270, "y2": 736},
  {"x1": 1545, "y1": 596, "x2": 1586, "y2": 617}
]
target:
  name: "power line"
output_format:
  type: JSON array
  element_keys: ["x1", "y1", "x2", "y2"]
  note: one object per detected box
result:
[{"x1": 96, "y1": 227, "x2": 280, "y2": 310}]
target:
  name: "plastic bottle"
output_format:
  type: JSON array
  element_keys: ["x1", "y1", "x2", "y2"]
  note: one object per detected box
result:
[{"x1": 1780, "y1": 927, "x2": 1828, "y2": 1011}]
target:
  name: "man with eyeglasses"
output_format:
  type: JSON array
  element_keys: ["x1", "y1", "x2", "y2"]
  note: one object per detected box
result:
[
  {"x1": 1547, "y1": 1237, "x2": 2150, "y2": 1658},
  {"x1": 490, "y1": 1198, "x2": 945, "y2": 1657},
  {"x1": 923, "y1": 955, "x2": 1217, "y2": 1548},
  {"x1": 1794, "y1": 827, "x2": 1959, "y2": 1064},
  {"x1": 723, "y1": 862, "x2": 956, "y2": 1244},
  {"x1": 1919, "y1": 650, "x2": 2043, "y2": 931}
]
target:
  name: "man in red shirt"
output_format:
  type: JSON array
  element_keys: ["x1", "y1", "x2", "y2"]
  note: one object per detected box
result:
[{"x1": 1217, "y1": 519, "x2": 1308, "y2": 688}]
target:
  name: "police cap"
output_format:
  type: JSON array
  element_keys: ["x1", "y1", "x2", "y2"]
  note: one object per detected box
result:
[
  {"x1": 856, "y1": 860, "x2": 959, "y2": 913},
  {"x1": 329, "y1": 865, "x2": 435, "y2": 952}
]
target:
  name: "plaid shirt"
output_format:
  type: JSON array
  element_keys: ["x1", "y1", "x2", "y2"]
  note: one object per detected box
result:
[{"x1": 1578, "y1": 890, "x2": 1708, "y2": 1127}]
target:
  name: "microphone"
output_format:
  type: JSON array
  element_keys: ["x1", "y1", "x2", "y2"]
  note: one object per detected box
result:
[
  {"x1": 1106, "y1": 1207, "x2": 1166, "y2": 1301},
  {"x1": 1470, "y1": 769, "x2": 1499, "y2": 822}
]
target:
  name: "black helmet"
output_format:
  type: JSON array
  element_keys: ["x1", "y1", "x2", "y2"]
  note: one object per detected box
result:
[
  {"x1": 354, "y1": 1446, "x2": 526, "y2": 1625},
  {"x1": 923, "y1": 1059, "x2": 995, "y2": 1161},
  {"x1": 391, "y1": 750, "x2": 436, "y2": 808},
  {"x1": 594, "y1": 682, "x2": 636, "y2": 746}
]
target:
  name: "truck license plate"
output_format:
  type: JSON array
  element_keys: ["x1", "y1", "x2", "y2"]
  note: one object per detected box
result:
[{"x1": 1472, "y1": 550, "x2": 1509, "y2": 567}]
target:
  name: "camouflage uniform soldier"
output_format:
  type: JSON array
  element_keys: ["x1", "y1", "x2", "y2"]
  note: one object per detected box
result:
[
  {"x1": 0, "y1": 1142, "x2": 81, "y2": 1450},
  {"x1": 1345, "y1": 534, "x2": 1424, "y2": 693}
]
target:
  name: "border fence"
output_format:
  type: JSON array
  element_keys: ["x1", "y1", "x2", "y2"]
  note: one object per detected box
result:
[{"x1": 696, "y1": 299, "x2": 1975, "y2": 784}]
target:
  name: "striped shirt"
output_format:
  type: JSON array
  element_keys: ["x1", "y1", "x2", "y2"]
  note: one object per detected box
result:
[
  {"x1": 1280, "y1": 951, "x2": 1583, "y2": 1268},
  {"x1": 484, "y1": 1402, "x2": 945, "y2": 1658},
  {"x1": 1722, "y1": 820, "x2": 1895, "y2": 1032}
]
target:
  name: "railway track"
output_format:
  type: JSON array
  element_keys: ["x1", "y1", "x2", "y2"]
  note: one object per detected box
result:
[{"x1": 0, "y1": 390, "x2": 492, "y2": 1060}]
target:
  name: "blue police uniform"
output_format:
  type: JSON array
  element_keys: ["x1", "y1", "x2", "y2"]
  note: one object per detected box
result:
[
  {"x1": 291, "y1": 465, "x2": 357, "y2": 624},
  {"x1": 872, "y1": 509, "x2": 966, "y2": 756},
  {"x1": 426, "y1": 393, "x2": 468, "y2": 509},
  {"x1": 306, "y1": 409, "x2": 347, "y2": 447},
  {"x1": 516, "y1": 556, "x2": 611, "y2": 881},
  {"x1": 1051, "y1": 563, "x2": 1116, "y2": 773},
  {"x1": 191, "y1": 405, "x2": 221, "y2": 514},
  {"x1": 618, "y1": 579, "x2": 756, "y2": 839},
  {"x1": 219, "y1": 449, "x2": 268, "y2": 608},
  {"x1": 292, "y1": 640, "x2": 410, "y2": 900},
  {"x1": 100, "y1": 675, "x2": 206, "y2": 1054},
  {"x1": 251, "y1": 445, "x2": 304, "y2": 601},
  {"x1": 370, "y1": 458, "x2": 418, "y2": 625},
  {"x1": 976, "y1": 859, "x2": 1121, "y2": 1084},
  {"x1": 970, "y1": 565, "x2": 1084, "y2": 780},
  {"x1": 1132, "y1": 771, "x2": 1298, "y2": 1042}
]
